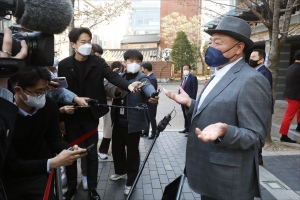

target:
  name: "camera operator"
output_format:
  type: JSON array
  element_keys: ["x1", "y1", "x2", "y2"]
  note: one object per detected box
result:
[{"x1": 0, "y1": 28, "x2": 28, "y2": 200}]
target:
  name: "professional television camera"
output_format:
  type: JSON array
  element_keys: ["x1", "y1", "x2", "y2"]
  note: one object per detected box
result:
[{"x1": 0, "y1": 0, "x2": 73, "y2": 78}]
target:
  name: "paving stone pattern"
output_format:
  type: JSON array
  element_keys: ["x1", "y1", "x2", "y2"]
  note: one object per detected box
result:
[
  {"x1": 263, "y1": 155, "x2": 300, "y2": 193},
  {"x1": 70, "y1": 131, "x2": 277, "y2": 200}
]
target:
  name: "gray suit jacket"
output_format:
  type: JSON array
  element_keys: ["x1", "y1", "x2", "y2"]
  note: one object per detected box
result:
[{"x1": 186, "y1": 59, "x2": 272, "y2": 200}]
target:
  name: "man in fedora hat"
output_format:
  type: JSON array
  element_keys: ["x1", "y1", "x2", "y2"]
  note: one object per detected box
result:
[{"x1": 165, "y1": 16, "x2": 272, "y2": 200}]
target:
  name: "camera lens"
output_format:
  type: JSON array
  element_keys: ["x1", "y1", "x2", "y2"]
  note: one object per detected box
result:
[{"x1": 11, "y1": 32, "x2": 54, "y2": 66}]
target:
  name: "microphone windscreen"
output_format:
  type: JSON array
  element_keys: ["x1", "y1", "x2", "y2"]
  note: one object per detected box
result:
[{"x1": 17, "y1": 0, "x2": 73, "y2": 34}]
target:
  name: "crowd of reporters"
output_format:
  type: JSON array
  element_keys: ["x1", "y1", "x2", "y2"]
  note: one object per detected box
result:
[{"x1": 0, "y1": 27, "x2": 159, "y2": 200}]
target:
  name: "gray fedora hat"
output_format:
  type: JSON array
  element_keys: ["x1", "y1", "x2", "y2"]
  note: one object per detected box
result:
[{"x1": 205, "y1": 16, "x2": 254, "y2": 49}]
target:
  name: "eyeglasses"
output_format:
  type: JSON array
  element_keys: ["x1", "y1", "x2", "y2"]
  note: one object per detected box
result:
[{"x1": 23, "y1": 86, "x2": 51, "y2": 99}]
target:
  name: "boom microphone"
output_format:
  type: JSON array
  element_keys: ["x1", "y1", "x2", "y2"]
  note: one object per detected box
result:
[{"x1": 0, "y1": 0, "x2": 73, "y2": 34}]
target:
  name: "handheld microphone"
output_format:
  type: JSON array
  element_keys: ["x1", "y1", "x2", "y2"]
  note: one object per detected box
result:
[
  {"x1": 16, "y1": 0, "x2": 73, "y2": 34},
  {"x1": 156, "y1": 107, "x2": 175, "y2": 133}
]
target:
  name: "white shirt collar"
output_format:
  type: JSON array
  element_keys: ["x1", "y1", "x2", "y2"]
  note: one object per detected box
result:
[
  {"x1": 214, "y1": 57, "x2": 243, "y2": 78},
  {"x1": 147, "y1": 72, "x2": 153, "y2": 76},
  {"x1": 14, "y1": 102, "x2": 39, "y2": 116}
]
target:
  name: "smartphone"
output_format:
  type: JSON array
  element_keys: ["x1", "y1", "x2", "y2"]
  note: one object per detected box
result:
[
  {"x1": 52, "y1": 77, "x2": 68, "y2": 88},
  {"x1": 86, "y1": 143, "x2": 94, "y2": 151},
  {"x1": 134, "y1": 81, "x2": 147, "y2": 90},
  {"x1": 73, "y1": 106, "x2": 89, "y2": 108}
]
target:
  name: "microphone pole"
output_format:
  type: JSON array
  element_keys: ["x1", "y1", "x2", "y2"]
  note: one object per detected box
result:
[{"x1": 126, "y1": 108, "x2": 175, "y2": 200}]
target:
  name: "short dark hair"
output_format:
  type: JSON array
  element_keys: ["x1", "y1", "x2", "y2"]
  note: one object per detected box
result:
[
  {"x1": 183, "y1": 64, "x2": 191, "y2": 69},
  {"x1": 141, "y1": 62, "x2": 152, "y2": 71},
  {"x1": 294, "y1": 49, "x2": 300, "y2": 60},
  {"x1": 17, "y1": 67, "x2": 51, "y2": 90},
  {"x1": 253, "y1": 49, "x2": 266, "y2": 60},
  {"x1": 68, "y1": 27, "x2": 92, "y2": 43},
  {"x1": 110, "y1": 61, "x2": 124, "y2": 71},
  {"x1": 124, "y1": 49, "x2": 143, "y2": 61},
  {"x1": 92, "y1": 43, "x2": 103, "y2": 55}
]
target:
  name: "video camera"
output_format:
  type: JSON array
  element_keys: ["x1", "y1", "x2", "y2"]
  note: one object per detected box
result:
[{"x1": 0, "y1": 0, "x2": 73, "y2": 78}]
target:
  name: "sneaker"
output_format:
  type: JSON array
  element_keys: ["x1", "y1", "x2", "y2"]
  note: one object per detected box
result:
[
  {"x1": 98, "y1": 153, "x2": 108, "y2": 160},
  {"x1": 110, "y1": 174, "x2": 127, "y2": 181},
  {"x1": 124, "y1": 185, "x2": 132, "y2": 195},
  {"x1": 280, "y1": 135, "x2": 297, "y2": 143},
  {"x1": 82, "y1": 175, "x2": 88, "y2": 190}
]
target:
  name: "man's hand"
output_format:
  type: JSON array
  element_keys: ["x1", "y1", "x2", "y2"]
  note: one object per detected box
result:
[
  {"x1": 49, "y1": 146, "x2": 87, "y2": 169},
  {"x1": 59, "y1": 106, "x2": 76, "y2": 114},
  {"x1": 48, "y1": 81, "x2": 59, "y2": 90},
  {"x1": 73, "y1": 97, "x2": 89, "y2": 106},
  {"x1": 195, "y1": 123, "x2": 227, "y2": 143},
  {"x1": 128, "y1": 81, "x2": 141, "y2": 93},
  {"x1": 165, "y1": 87, "x2": 192, "y2": 107},
  {"x1": 0, "y1": 28, "x2": 28, "y2": 89},
  {"x1": 148, "y1": 96, "x2": 159, "y2": 103}
]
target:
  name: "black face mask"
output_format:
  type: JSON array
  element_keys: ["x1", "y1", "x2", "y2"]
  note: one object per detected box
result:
[{"x1": 249, "y1": 59, "x2": 260, "y2": 68}]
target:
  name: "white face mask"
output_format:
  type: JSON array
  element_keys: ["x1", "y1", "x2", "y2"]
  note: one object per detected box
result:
[
  {"x1": 183, "y1": 70, "x2": 190, "y2": 76},
  {"x1": 77, "y1": 43, "x2": 92, "y2": 56},
  {"x1": 127, "y1": 63, "x2": 140, "y2": 73},
  {"x1": 20, "y1": 89, "x2": 46, "y2": 108}
]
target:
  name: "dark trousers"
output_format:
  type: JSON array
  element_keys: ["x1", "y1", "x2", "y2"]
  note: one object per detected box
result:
[
  {"x1": 112, "y1": 125, "x2": 141, "y2": 186},
  {"x1": 99, "y1": 137, "x2": 111, "y2": 153},
  {"x1": 146, "y1": 104, "x2": 158, "y2": 135},
  {"x1": 181, "y1": 104, "x2": 191, "y2": 131},
  {"x1": 4, "y1": 174, "x2": 56, "y2": 200},
  {"x1": 64, "y1": 120, "x2": 98, "y2": 189},
  {"x1": 258, "y1": 148, "x2": 262, "y2": 159}
]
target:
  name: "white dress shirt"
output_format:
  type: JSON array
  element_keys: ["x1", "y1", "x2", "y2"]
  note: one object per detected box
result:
[{"x1": 198, "y1": 57, "x2": 242, "y2": 109}]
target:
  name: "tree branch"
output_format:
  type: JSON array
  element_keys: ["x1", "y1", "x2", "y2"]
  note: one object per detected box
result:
[
  {"x1": 242, "y1": 0, "x2": 271, "y2": 28},
  {"x1": 280, "y1": 0, "x2": 300, "y2": 12}
]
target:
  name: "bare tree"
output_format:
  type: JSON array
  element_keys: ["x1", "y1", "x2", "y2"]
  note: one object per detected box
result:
[
  {"x1": 62, "y1": 0, "x2": 131, "y2": 56},
  {"x1": 74, "y1": 0, "x2": 131, "y2": 29}
]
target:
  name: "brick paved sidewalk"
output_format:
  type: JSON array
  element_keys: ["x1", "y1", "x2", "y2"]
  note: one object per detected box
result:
[{"x1": 68, "y1": 83, "x2": 300, "y2": 200}]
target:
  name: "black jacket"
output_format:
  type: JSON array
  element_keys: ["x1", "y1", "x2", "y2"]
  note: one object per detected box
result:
[
  {"x1": 111, "y1": 72, "x2": 156, "y2": 133},
  {"x1": 284, "y1": 62, "x2": 300, "y2": 100},
  {"x1": 147, "y1": 73, "x2": 158, "y2": 107},
  {"x1": 58, "y1": 55, "x2": 130, "y2": 120},
  {"x1": 0, "y1": 98, "x2": 18, "y2": 200}
]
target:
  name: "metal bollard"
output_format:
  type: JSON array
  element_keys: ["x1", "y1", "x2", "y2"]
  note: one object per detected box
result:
[{"x1": 54, "y1": 166, "x2": 64, "y2": 200}]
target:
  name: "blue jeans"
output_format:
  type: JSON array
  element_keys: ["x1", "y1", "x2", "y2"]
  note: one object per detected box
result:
[{"x1": 64, "y1": 120, "x2": 98, "y2": 189}]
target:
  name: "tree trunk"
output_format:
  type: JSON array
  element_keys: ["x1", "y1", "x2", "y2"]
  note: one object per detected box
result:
[
  {"x1": 264, "y1": 0, "x2": 281, "y2": 145},
  {"x1": 68, "y1": 0, "x2": 75, "y2": 56}
]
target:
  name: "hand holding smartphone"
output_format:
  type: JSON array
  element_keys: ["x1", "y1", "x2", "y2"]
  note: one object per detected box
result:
[
  {"x1": 51, "y1": 77, "x2": 68, "y2": 88},
  {"x1": 86, "y1": 143, "x2": 94, "y2": 151}
]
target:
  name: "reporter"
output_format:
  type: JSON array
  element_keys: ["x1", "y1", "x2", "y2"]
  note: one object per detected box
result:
[
  {"x1": 2, "y1": 67, "x2": 87, "y2": 200},
  {"x1": 0, "y1": 28, "x2": 27, "y2": 200}
]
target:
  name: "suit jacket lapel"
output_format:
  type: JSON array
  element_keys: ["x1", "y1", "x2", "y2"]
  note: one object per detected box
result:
[{"x1": 193, "y1": 59, "x2": 246, "y2": 118}]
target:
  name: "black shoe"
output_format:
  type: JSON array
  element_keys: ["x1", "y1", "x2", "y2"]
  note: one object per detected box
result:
[
  {"x1": 258, "y1": 158, "x2": 263, "y2": 165},
  {"x1": 296, "y1": 123, "x2": 300, "y2": 132},
  {"x1": 280, "y1": 135, "x2": 297, "y2": 143},
  {"x1": 185, "y1": 134, "x2": 188, "y2": 137},
  {"x1": 148, "y1": 134, "x2": 155, "y2": 139},
  {"x1": 179, "y1": 129, "x2": 188, "y2": 133},
  {"x1": 63, "y1": 188, "x2": 77, "y2": 200},
  {"x1": 89, "y1": 189, "x2": 101, "y2": 200}
]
